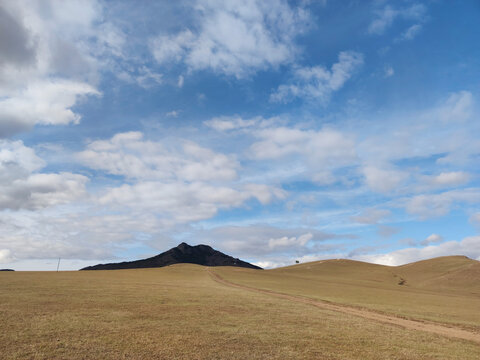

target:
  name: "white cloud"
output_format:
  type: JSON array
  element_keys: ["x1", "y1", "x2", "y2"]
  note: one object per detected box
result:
[
  {"x1": 356, "y1": 236, "x2": 480, "y2": 266},
  {"x1": 77, "y1": 132, "x2": 239, "y2": 182},
  {"x1": 151, "y1": 30, "x2": 195, "y2": 64},
  {"x1": 384, "y1": 66, "x2": 394, "y2": 78},
  {"x1": 98, "y1": 181, "x2": 285, "y2": 226},
  {"x1": 357, "y1": 91, "x2": 478, "y2": 169},
  {"x1": 0, "y1": 249, "x2": 14, "y2": 263},
  {"x1": 0, "y1": 0, "x2": 125, "y2": 137},
  {"x1": 377, "y1": 225, "x2": 399, "y2": 238},
  {"x1": 428, "y1": 171, "x2": 470, "y2": 187},
  {"x1": 420, "y1": 233, "x2": 443, "y2": 246},
  {"x1": 404, "y1": 188, "x2": 480, "y2": 218},
  {"x1": 368, "y1": 6, "x2": 398, "y2": 35},
  {"x1": 351, "y1": 208, "x2": 391, "y2": 224},
  {"x1": 437, "y1": 91, "x2": 473, "y2": 123},
  {"x1": 362, "y1": 165, "x2": 408, "y2": 194},
  {"x1": 166, "y1": 110, "x2": 180, "y2": 118},
  {"x1": 177, "y1": 75, "x2": 184, "y2": 88},
  {"x1": 191, "y1": 225, "x2": 345, "y2": 258},
  {"x1": 269, "y1": 233, "x2": 313, "y2": 249},
  {"x1": 134, "y1": 66, "x2": 163, "y2": 88},
  {"x1": 0, "y1": 210, "x2": 135, "y2": 262},
  {"x1": 0, "y1": 140, "x2": 88, "y2": 210},
  {"x1": 204, "y1": 115, "x2": 272, "y2": 131},
  {"x1": 270, "y1": 51, "x2": 364, "y2": 103},
  {"x1": 250, "y1": 127, "x2": 355, "y2": 161},
  {"x1": 77, "y1": 131, "x2": 286, "y2": 228},
  {"x1": 150, "y1": 0, "x2": 309, "y2": 78},
  {"x1": 470, "y1": 213, "x2": 480, "y2": 226},
  {"x1": 400, "y1": 24, "x2": 422, "y2": 40},
  {"x1": 250, "y1": 126, "x2": 357, "y2": 184},
  {"x1": 368, "y1": 4, "x2": 426, "y2": 35},
  {"x1": 0, "y1": 80, "x2": 100, "y2": 137}
]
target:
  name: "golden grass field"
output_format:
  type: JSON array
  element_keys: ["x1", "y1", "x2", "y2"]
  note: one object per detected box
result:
[{"x1": 1, "y1": 256, "x2": 479, "y2": 359}]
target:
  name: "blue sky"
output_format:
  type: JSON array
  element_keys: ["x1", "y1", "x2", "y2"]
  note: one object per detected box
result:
[{"x1": 1, "y1": 0, "x2": 480, "y2": 270}]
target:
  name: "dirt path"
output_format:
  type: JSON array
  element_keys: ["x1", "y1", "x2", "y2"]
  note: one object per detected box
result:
[{"x1": 208, "y1": 270, "x2": 480, "y2": 344}]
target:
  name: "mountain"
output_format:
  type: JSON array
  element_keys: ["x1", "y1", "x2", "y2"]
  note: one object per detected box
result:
[{"x1": 80, "y1": 242, "x2": 262, "y2": 270}]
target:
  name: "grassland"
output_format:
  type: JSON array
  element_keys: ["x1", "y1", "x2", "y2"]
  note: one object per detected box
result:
[
  {"x1": 1, "y1": 258, "x2": 479, "y2": 359},
  {"x1": 214, "y1": 256, "x2": 480, "y2": 330}
]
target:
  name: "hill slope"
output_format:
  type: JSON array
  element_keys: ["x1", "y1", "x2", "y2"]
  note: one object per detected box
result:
[
  {"x1": 80, "y1": 242, "x2": 262, "y2": 270},
  {"x1": 395, "y1": 255, "x2": 480, "y2": 293},
  {"x1": 213, "y1": 255, "x2": 480, "y2": 328}
]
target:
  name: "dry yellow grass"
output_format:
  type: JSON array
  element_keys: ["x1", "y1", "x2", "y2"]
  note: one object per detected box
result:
[
  {"x1": 1, "y1": 261, "x2": 479, "y2": 359},
  {"x1": 215, "y1": 256, "x2": 480, "y2": 330}
]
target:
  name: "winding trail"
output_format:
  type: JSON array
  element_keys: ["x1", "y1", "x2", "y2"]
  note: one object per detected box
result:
[{"x1": 208, "y1": 269, "x2": 480, "y2": 344}]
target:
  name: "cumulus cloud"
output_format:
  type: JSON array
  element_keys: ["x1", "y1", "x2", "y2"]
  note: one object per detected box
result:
[
  {"x1": 424, "y1": 171, "x2": 471, "y2": 188},
  {"x1": 77, "y1": 131, "x2": 239, "y2": 182},
  {"x1": 269, "y1": 233, "x2": 313, "y2": 249},
  {"x1": 0, "y1": 210, "x2": 135, "y2": 262},
  {"x1": 404, "y1": 188, "x2": 480, "y2": 218},
  {"x1": 420, "y1": 233, "x2": 443, "y2": 246},
  {"x1": 250, "y1": 126, "x2": 356, "y2": 183},
  {"x1": 251, "y1": 127, "x2": 356, "y2": 164},
  {"x1": 0, "y1": 5, "x2": 36, "y2": 68},
  {"x1": 0, "y1": 80, "x2": 99, "y2": 137},
  {"x1": 0, "y1": 249, "x2": 14, "y2": 263},
  {"x1": 362, "y1": 165, "x2": 408, "y2": 194},
  {"x1": 205, "y1": 116, "x2": 359, "y2": 185},
  {"x1": 0, "y1": 0, "x2": 128, "y2": 137},
  {"x1": 190, "y1": 225, "x2": 348, "y2": 258},
  {"x1": 98, "y1": 181, "x2": 285, "y2": 225},
  {"x1": 77, "y1": 131, "x2": 286, "y2": 227},
  {"x1": 356, "y1": 236, "x2": 480, "y2": 266},
  {"x1": 150, "y1": 0, "x2": 309, "y2": 78},
  {"x1": 368, "y1": 4, "x2": 426, "y2": 36},
  {"x1": 0, "y1": 140, "x2": 88, "y2": 210},
  {"x1": 270, "y1": 51, "x2": 363, "y2": 103}
]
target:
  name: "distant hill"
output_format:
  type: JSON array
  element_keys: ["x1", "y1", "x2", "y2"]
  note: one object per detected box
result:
[
  {"x1": 270, "y1": 255, "x2": 480, "y2": 294},
  {"x1": 395, "y1": 255, "x2": 480, "y2": 293},
  {"x1": 0, "y1": 269, "x2": 14, "y2": 271},
  {"x1": 80, "y1": 242, "x2": 262, "y2": 270}
]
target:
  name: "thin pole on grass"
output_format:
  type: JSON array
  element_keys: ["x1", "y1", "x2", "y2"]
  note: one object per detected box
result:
[{"x1": 56, "y1": 258, "x2": 61, "y2": 272}]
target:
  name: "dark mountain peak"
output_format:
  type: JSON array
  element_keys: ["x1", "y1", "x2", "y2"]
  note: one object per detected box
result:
[
  {"x1": 177, "y1": 242, "x2": 190, "y2": 250},
  {"x1": 80, "y1": 242, "x2": 261, "y2": 271}
]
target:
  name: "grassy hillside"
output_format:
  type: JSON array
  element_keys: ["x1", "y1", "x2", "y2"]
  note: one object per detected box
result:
[
  {"x1": 214, "y1": 256, "x2": 480, "y2": 329},
  {"x1": 0, "y1": 263, "x2": 479, "y2": 359},
  {"x1": 395, "y1": 256, "x2": 480, "y2": 294}
]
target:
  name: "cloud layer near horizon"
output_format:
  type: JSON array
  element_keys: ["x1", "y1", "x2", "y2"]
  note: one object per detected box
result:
[{"x1": 0, "y1": 0, "x2": 479, "y2": 270}]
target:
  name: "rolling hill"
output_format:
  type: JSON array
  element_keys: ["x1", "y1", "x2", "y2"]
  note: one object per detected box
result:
[{"x1": 213, "y1": 255, "x2": 480, "y2": 329}]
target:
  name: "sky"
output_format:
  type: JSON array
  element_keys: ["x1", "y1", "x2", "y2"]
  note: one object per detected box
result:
[{"x1": 1, "y1": 0, "x2": 480, "y2": 270}]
